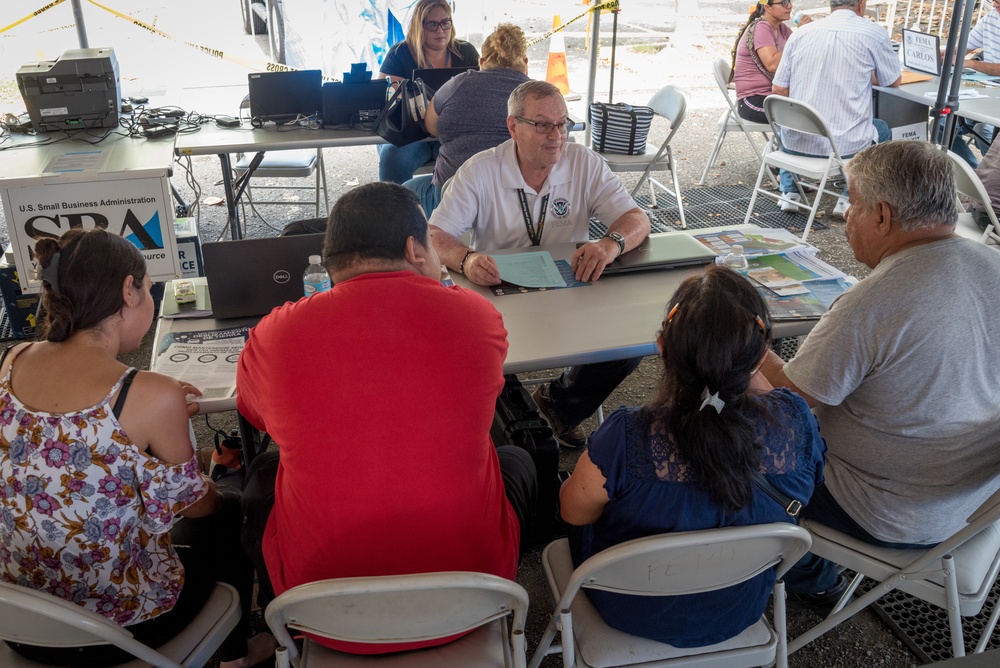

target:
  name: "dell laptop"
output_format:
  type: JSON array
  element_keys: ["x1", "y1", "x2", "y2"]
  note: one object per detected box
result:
[
  {"x1": 202, "y1": 234, "x2": 325, "y2": 319},
  {"x1": 247, "y1": 69, "x2": 323, "y2": 123},
  {"x1": 321, "y1": 79, "x2": 388, "y2": 126},
  {"x1": 411, "y1": 66, "x2": 478, "y2": 93},
  {"x1": 601, "y1": 232, "x2": 717, "y2": 275}
]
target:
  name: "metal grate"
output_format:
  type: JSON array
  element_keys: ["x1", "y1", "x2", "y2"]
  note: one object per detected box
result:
[
  {"x1": 771, "y1": 336, "x2": 801, "y2": 362},
  {"x1": 587, "y1": 185, "x2": 827, "y2": 235},
  {"x1": 860, "y1": 577, "x2": 1000, "y2": 663}
]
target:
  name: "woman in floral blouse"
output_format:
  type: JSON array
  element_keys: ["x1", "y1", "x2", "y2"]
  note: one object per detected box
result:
[{"x1": 0, "y1": 229, "x2": 269, "y2": 667}]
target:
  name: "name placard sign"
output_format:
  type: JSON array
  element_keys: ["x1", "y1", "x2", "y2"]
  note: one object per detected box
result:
[{"x1": 903, "y1": 29, "x2": 941, "y2": 75}]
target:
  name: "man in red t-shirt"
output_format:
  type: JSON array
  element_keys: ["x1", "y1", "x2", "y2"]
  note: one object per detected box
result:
[{"x1": 237, "y1": 182, "x2": 536, "y2": 654}]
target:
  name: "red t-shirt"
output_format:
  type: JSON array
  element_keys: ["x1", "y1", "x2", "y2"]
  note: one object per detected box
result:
[{"x1": 237, "y1": 271, "x2": 519, "y2": 653}]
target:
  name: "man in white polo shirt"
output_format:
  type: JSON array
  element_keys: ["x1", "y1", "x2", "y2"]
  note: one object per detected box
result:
[
  {"x1": 429, "y1": 80, "x2": 650, "y2": 449},
  {"x1": 951, "y1": 2, "x2": 1000, "y2": 167},
  {"x1": 771, "y1": 0, "x2": 901, "y2": 216}
]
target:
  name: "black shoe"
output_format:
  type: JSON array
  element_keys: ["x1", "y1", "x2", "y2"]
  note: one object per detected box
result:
[
  {"x1": 786, "y1": 573, "x2": 851, "y2": 615},
  {"x1": 531, "y1": 384, "x2": 588, "y2": 449}
]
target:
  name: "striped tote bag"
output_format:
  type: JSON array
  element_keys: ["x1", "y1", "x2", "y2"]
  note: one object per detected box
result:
[{"x1": 589, "y1": 102, "x2": 654, "y2": 155}]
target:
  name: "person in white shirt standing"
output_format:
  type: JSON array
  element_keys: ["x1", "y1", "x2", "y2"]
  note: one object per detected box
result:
[{"x1": 771, "y1": 0, "x2": 901, "y2": 216}]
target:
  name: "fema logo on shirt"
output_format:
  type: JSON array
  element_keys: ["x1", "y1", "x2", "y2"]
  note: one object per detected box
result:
[{"x1": 550, "y1": 198, "x2": 571, "y2": 218}]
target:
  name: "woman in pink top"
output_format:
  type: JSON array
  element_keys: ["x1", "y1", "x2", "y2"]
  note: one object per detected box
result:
[{"x1": 732, "y1": 0, "x2": 804, "y2": 123}]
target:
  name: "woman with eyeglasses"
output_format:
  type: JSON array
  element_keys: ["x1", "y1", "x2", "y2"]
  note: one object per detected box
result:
[
  {"x1": 377, "y1": 0, "x2": 479, "y2": 185},
  {"x1": 559, "y1": 265, "x2": 826, "y2": 647},
  {"x1": 732, "y1": 0, "x2": 807, "y2": 124},
  {"x1": 402, "y1": 23, "x2": 530, "y2": 217}
]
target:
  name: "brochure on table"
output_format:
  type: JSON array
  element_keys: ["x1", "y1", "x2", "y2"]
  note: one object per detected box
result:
[
  {"x1": 153, "y1": 321, "x2": 250, "y2": 411},
  {"x1": 694, "y1": 229, "x2": 852, "y2": 320}
]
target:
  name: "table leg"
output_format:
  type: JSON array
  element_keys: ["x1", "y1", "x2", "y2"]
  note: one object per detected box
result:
[{"x1": 218, "y1": 153, "x2": 242, "y2": 240}]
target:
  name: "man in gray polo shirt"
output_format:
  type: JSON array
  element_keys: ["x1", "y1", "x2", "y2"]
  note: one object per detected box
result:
[{"x1": 762, "y1": 141, "x2": 1000, "y2": 604}]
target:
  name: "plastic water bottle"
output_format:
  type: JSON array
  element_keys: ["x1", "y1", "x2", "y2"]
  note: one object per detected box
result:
[
  {"x1": 303, "y1": 255, "x2": 331, "y2": 296},
  {"x1": 717, "y1": 245, "x2": 750, "y2": 276}
]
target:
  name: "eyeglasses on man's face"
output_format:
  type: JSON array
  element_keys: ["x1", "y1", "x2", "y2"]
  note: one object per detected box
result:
[
  {"x1": 515, "y1": 116, "x2": 575, "y2": 135},
  {"x1": 423, "y1": 18, "x2": 453, "y2": 32}
]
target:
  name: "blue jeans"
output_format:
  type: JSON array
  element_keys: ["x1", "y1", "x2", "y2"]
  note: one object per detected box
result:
[
  {"x1": 784, "y1": 484, "x2": 935, "y2": 594},
  {"x1": 949, "y1": 118, "x2": 994, "y2": 169},
  {"x1": 779, "y1": 119, "x2": 892, "y2": 194},
  {"x1": 402, "y1": 174, "x2": 442, "y2": 218},
  {"x1": 377, "y1": 141, "x2": 439, "y2": 184}
]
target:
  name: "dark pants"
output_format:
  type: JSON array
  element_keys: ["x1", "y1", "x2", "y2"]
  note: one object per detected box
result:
[
  {"x1": 241, "y1": 446, "x2": 537, "y2": 610},
  {"x1": 9, "y1": 475, "x2": 254, "y2": 666},
  {"x1": 784, "y1": 484, "x2": 935, "y2": 594},
  {"x1": 738, "y1": 95, "x2": 768, "y2": 125},
  {"x1": 547, "y1": 357, "x2": 643, "y2": 427}
]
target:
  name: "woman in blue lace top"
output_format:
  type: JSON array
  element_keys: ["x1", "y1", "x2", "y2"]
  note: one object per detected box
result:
[{"x1": 560, "y1": 265, "x2": 826, "y2": 647}]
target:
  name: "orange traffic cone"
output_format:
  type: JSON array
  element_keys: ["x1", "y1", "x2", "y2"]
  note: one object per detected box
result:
[{"x1": 546, "y1": 16, "x2": 570, "y2": 95}]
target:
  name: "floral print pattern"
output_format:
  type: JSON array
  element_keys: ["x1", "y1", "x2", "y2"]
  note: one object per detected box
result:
[{"x1": 0, "y1": 355, "x2": 208, "y2": 625}]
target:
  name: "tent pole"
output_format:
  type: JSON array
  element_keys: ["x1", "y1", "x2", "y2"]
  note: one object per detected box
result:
[
  {"x1": 933, "y1": 0, "x2": 977, "y2": 148},
  {"x1": 585, "y1": 1, "x2": 601, "y2": 148},
  {"x1": 71, "y1": 0, "x2": 89, "y2": 48}
]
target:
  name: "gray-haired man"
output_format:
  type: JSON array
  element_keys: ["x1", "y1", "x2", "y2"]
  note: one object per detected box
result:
[{"x1": 762, "y1": 141, "x2": 1000, "y2": 607}]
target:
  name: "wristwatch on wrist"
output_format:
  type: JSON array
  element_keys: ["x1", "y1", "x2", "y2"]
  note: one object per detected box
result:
[{"x1": 602, "y1": 231, "x2": 626, "y2": 257}]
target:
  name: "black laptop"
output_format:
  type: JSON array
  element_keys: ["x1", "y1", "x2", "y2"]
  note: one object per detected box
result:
[
  {"x1": 202, "y1": 234, "x2": 325, "y2": 319},
  {"x1": 411, "y1": 66, "x2": 478, "y2": 93},
  {"x1": 601, "y1": 232, "x2": 717, "y2": 275},
  {"x1": 247, "y1": 70, "x2": 323, "y2": 123},
  {"x1": 321, "y1": 80, "x2": 388, "y2": 126}
]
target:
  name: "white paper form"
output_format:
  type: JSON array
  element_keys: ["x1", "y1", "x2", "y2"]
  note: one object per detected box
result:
[
  {"x1": 43, "y1": 149, "x2": 109, "y2": 173},
  {"x1": 153, "y1": 326, "x2": 250, "y2": 403},
  {"x1": 494, "y1": 252, "x2": 567, "y2": 288}
]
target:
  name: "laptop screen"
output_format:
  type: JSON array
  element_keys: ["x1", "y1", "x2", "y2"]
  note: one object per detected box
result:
[
  {"x1": 203, "y1": 234, "x2": 325, "y2": 319},
  {"x1": 247, "y1": 70, "x2": 323, "y2": 122}
]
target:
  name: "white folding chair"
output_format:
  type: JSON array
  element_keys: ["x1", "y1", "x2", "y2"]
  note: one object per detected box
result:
[
  {"x1": 598, "y1": 85, "x2": 689, "y2": 228},
  {"x1": 235, "y1": 96, "x2": 329, "y2": 218},
  {"x1": 0, "y1": 581, "x2": 241, "y2": 667},
  {"x1": 744, "y1": 95, "x2": 848, "y2": 241},
  {"x1": 788, "y1": 487, "x2": 1000, "y2": 659},
  {"x1": 944, "y1": 149, "x2": 1000, "y2": 245},
  {"x1": 698, "y1": 58, "x2": 773, "y2": 186},
  {"x1": 264, "y1": 571, "x2": 529, "y2": 667},
  {"x1": 528, "y1": 523, "x2": 812, "y2": 668}
]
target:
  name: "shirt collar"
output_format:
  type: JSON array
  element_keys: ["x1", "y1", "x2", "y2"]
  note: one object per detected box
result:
[{"x1": 499, "y1": 139, "x2": 572, "y2": 194}]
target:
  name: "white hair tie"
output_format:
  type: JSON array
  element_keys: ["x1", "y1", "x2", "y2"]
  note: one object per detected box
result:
[{"x1": 699, "y1": 387, "x2": 725, "y2": 414}]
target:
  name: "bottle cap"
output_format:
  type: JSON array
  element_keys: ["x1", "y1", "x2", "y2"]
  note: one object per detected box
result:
[
  {"x1": 732, "y1": 245, "x2": 744, "y2": 254},
  {"x1": 308, "y1": 255, "x2": 321, "y2": 264},
  {"x1": 793, "y1": 10, "x2": 804, "y2": 24}
]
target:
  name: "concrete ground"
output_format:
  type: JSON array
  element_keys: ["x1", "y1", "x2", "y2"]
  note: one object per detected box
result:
[{"x1": 0, "y1": 0, "x2": 933, "y2": 665}]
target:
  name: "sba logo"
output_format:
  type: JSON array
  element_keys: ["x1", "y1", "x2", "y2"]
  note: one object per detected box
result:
[{"x1": 23, "y1": 210, "x2": 165, "y2": 251}]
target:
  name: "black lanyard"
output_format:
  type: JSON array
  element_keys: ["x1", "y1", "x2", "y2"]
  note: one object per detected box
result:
[{"x1": 517, "y1": 189, "x2": 549, "y2": 247}]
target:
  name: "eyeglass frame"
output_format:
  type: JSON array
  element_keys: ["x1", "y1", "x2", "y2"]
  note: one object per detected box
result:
[
  {"x1": 768, "y1": 0, "x2": 793, "y2": 6},
  {"x1": 422, "y1": 18, "x2": 453, "y2": 32},
  {"x1": 514, "y1": 116, "x2": 575, "y2": 135}
]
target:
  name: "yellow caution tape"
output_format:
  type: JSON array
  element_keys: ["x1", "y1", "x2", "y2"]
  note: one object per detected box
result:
[
  {"x1": 527, "y1": 0, "x2": 621, "y2": 47},
  {"x1": 0, "y1": 0, "x2": 68, "y2": 35},
  {"x1": 85, "y1": 0, "x2": 334, "y2": 78}
]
